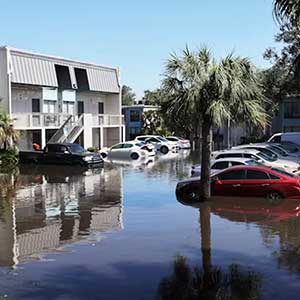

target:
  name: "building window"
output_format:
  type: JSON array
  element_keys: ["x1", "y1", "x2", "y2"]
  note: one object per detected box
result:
[
  {"x1": 63, "y1": 101, "x2": 75, "y2": 115},
  {"x1": 284, "y1": 101, "x2": 300, "y2": 118},
  {"x1": 43, "y1": 100, "x2": 56, "y2": 114},
  {"x1": 98, "y1": 102, "x2": 104, "y2": 114},
  {"x1": 284, "y1": 126, "x2": 300, "y2": 132},
  {"x1": 55, "y1": 65, "x2": 72, "y2": 89},
  {"x1": 129, "y1": 127, "x2": 141, "y2": 139},
  {"x1": 75, "y1": 68, "x2": 90, "y2": 91},
  {"x1": 130, "y1": 110, "x2": 141, "y2": 122}
]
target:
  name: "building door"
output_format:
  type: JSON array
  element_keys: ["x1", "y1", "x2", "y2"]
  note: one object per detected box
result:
[
  {"x1": 78, "y1": 101, "x2": 84, "y2": 115},
  {"x1": 32, "y1": 99, "x2": 40, "y2": 113}
]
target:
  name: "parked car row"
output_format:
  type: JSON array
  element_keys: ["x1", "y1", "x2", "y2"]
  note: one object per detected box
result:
[
  {"x1": 101, "y1": 135, "x2": 191, "y2": 160},
  {"x1": 178, "y1": 134, "x2": 300, "y2": 201}
]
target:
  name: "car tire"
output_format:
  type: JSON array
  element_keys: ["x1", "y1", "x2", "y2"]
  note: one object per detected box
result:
[
  {"x1": 131, "y1": 152, "x2": 139, "y2": 160},
  {"x1": 266, "y1": 191, "x2": 283, "y2": 204},
  {"x1": 160, "y1": 146, "x2": 169, "y2": 154}
]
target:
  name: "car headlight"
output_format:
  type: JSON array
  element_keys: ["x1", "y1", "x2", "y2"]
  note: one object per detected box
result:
[{"x1": 83, "y1": 156, "x2": 93, "y2": 162}]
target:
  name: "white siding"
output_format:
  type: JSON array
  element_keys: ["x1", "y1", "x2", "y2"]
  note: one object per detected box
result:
[{"x1": 0, "y1": 48, "x2": 10, "y2": 113}]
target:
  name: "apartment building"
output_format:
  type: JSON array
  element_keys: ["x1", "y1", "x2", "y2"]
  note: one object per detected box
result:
[
  {"x1": 122, "y1": 104, "x2": 159, "y2": 140},
  {"x1": 0, "y1": 46, "x2": 125, "y2": 150}
]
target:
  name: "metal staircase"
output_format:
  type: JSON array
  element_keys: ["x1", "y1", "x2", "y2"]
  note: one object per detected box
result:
[{"x1": 48, "y1": 114, "x2": 84, "y2": 144}]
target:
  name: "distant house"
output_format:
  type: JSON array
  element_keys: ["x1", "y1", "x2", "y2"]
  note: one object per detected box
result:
[
  {"x1": 0, "y1": 46, "x2": 125, "y2": 150},
  {"x1": 272, "y1": 96, "x2": 300, "y2": 133},
  {"x1": 122, "y1": 104, "x2": 159, "y2": 140}
]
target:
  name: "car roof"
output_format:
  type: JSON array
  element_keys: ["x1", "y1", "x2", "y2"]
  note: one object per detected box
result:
[
  {"x1": 211, "y1": 157, "x2": 254, "y2": 163},
  {"x1": 214, "y1": 149, "x2": 260, "y2": 155}
]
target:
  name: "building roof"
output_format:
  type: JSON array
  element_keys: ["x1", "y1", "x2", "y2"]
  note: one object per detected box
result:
[
  {"x1": 122, "y1": 104, "x2": 159, "y2": 109},
  {"x1": 0, "y1": 46, "x2": 120, "y2": 93}
]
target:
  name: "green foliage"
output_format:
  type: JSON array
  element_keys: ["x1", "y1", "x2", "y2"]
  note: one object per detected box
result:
[
  {"x1": 0, "y1": 111, "x2": 19, "y2": 150},
  {"x1": 87, "y1": 146, "x2": 99, "y2": 152},
  {"x1": 273, "y1": 0, "x2": 300, "y2": 26},
  {"x1": 162, "y1": 47, "x2": 268, "y2": 130},
  {"x1": 142, "y1": 110, "x2": 171, "y2": 136},
  {"x1": 143, "y1": 89, "x2": 163, "y2": 105},
  {"x1": 0, "y1": 148, "x2": 19, "y2": 171},
  {"x1": 122, "y1": 85, "x2": 136, "y2": 106},
  {"x1": 157, "y1": 255, "x2": 262, "y2": 300}
]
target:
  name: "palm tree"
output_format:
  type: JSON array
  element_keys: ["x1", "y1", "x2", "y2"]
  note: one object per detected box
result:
[
  {"x1": 0, "y1": 112, "x2": 19, "y2": 150},
  {"x1": 273, "y1": 0, "x2": 300, "y2": 25},
  {"x1": 162, "y1": 47, "x2": 267, "y2": 199}
]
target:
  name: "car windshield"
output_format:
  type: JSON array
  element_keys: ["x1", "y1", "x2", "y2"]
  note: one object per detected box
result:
[
  {"x1": 268, "y1": 145, "x2": 287, "y2": 156},
  {"x1": 271, "y1": 167, "x2": 295, "y2": 178},
  {"x1": 157, "y1": 136, "x2": 168, "y2": 142},
  {"x1": 256, "y1": 151, "x2": 276, "y2": 162},
  {"x1": 257, "y1": 148, "x2": 278, "y2": 159},
  {"x1": 279, "y1": 143, "x2": 299, "y2": 153},
  {"x1": 69, "y1": 144, "x2": 86, "y2": 153},
  {"x1": 245, "y1": 159, "x2": 264, "y2": 166}
]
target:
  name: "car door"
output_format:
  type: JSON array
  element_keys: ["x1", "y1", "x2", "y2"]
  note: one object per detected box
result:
[
  {"x1": 109, "y1": 144, "x2": 124, "y2": 159},
  {"x1": 212, "y1": 169, "x2": 246, "y2": 197},
  {"x1": 120, "y1": 143, "x2": 134, "y2": 159},
  {"x1": 241, "y1": 169, "x2": 271, "y2": 197},
  {"x1": 43, "y1": 144, "x2": 57, "y2": 164},
  {"x1": 55, "y1": 145, "x2": 69, "y2": 164}
]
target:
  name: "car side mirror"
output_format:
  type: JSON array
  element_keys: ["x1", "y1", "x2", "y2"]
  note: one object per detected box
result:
[{"x1": 212, "y1": 177, "x2": 221, "y2": 184}]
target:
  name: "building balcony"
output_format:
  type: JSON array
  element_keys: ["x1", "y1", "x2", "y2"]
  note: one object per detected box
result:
[
  {"x1": 92, "y1": 114, "x2": 125, "y2": 127},
  {"x1": 12, "y1": 113, "x2": 124, "y2": 130}
]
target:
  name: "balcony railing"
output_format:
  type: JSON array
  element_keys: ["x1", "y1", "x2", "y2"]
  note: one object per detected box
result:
[
  {"x1": 92, "y1": 114, "x2": 125, "y2": 127},
  {"x1": 12, "y1": 113, "x2": 125, "y2": 129},
  {"x1": 12, "y1": 113, "x2": 70, "y2": 129}
]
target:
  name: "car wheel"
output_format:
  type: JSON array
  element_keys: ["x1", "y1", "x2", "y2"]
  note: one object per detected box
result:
[
  {"x1": 130, "y1": 152, "x2": 139, "y2": 160},
  {"x1": 160, "y1": 146, "x2": 169, "y2": 154},
  {"x1": 266, "y1": 191, "x2": 283, "y2": 204}
]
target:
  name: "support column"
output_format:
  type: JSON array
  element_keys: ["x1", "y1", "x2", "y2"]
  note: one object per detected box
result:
[
  {"x1": 122, "y1": 126, "x2": 125, "y2": 142},
  {"x1": 100, "y1": 127, "x2": 104, "y2": 149},
  {"x1": 41, "y1": 128, "x2": 46, "y2": 148}
]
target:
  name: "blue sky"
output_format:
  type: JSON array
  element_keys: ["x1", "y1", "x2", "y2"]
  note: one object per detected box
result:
[{"x1": 0, "y1": 0, "x2": 278, "y2": 98}]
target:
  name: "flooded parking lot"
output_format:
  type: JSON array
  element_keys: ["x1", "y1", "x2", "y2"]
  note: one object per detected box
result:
[{"x1": 1, "y1": 151, "x2": 300, "y2": 299}]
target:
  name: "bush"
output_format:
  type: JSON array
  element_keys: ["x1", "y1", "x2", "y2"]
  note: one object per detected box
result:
[
  {"x1": 87, "y1": 146, "x2": 99, "y2": 153},
  {"x1": 0, "y1": 148, "x2": 19, "y2": 169}
]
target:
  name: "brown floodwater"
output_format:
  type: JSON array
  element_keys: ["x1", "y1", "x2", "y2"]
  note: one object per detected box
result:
[{"x1": 0, "y1": 151, "x2": 300, "y2": 299}]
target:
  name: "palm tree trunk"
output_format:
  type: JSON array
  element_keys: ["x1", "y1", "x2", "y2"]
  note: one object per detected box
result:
[{"x1": 200, "y1": 120, "x2": 212, "y2": 200}]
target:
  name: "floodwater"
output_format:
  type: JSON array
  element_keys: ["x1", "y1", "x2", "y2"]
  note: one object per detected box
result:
[{"x1": 0, "y1": 151, "x2": 300, "y2": 299}]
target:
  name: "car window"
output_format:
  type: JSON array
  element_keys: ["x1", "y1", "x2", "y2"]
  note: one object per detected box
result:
[
  {"x1": 167, "y1": 137, "x2": 177, "y2": 141},
  {"x1": 217, "y1": 153, "x2": 243, "y2": 159},
  {"x1": 246, "y1": 170, "x2": 269, "y2": 180},
  {"x1": 271, "y1": 168, "x2": 294, "y2": 178},
  {"x1": 69, "y1": 144, "x2": 85, "y2": 153},
  {"x1": 243, "y1": 153, "x2": 255, "y2": 159},
  {"x1": 58, "y1": 146, "x2": 68, "y2": 153},
  {"x1": 272, "y1": 136, "x2": 281, "y2": 143},
  {"x1": 111, "y1": 144, "x2": 123, "y2": 150},
  {"x1": 123, "y1": 144, "x2": 133, "y2": 149},
  {"x1": 230, "y1": 161, "x2": 244, "y2": 166},
  {"x1": 269, "y1": 173, "x2": 281, "y2": 180},
  {"x1": 147, "y1": 137, "x2": 158, "y2": 143},
  {"x1": 245, "y1": 160, "x2": 262, "y2": 166},
  {"x1": 219, "y1": 170, "x2": 246, "y2": 180},
  {"x1": 137, "y1": 137, "x2": 147, "y2": 141},
  {"x1": 268, "y1": 145, "x2": 286, "y2": 156},
  {"x1": 212, "y1": 161, "x2": 228, "y2": 169}
]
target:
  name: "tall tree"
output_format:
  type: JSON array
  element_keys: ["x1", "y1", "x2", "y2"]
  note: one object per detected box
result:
[
  {"x1": 121, "y1": 85, "x2": 136, "y2": 106},
  {"x1": 273, "y1": 0, "x2": 300, "y2": 25},
  {"x1": 162, "y1": 47, "x2": 267, "y2": 199}
]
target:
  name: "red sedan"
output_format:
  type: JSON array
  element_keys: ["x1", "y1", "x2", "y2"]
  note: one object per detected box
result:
[{"x1": 176, "y1": 165, "x2": 300, "y2": 201}]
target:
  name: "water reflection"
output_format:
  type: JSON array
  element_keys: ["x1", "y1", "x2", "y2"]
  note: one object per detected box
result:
[
  {"x1": 157, "y1": 255, "x2": 262, "y2": 300},
  {"x1": 0, "y1": 164, "x2": 123, "y2": 267}
]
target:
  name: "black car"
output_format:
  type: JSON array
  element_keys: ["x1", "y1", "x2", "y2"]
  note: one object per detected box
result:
[{"x1": 20, "y1": 143, "x2": 104, "y2": 167}]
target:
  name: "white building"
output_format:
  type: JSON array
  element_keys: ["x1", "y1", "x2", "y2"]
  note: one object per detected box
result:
[{"x1": 0, "y1": 46, "x2": 125, "y2": 150}]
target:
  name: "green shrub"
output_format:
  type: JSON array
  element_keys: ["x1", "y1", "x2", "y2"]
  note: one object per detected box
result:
[
  {"x1": 87, "y1": 146, "x2": 99, "y2": 153},
  {"x1": 0, "y1": 148, "x2": 19, "y2": 169}
]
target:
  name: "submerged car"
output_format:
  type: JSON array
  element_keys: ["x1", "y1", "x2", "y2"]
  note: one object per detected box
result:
[
  {"x1": 191, "y1": 157, "x2": 264, "y2": 177},
  {"x1": 100, "y1": 142, "x2": 149, "y2": 160},
  {"x1": 166, "y1": 136, "x2": 191, "y2": 149},
  {"x1": 176, "y1": 165, "x2": 300, "y2": 201},
  {"x1": 135, "y1": 135, "x2": 176, "y2": 154}
]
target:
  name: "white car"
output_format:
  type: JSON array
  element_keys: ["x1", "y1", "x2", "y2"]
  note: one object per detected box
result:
[
  {"x1": 212, "y1": 149, "x2": 300, "y2": 174},
  {"x1": 233, "y1": 143, "x2": 300, "y2": 162},
  {"x1": 268, "y1": 132, "x2": 300, "y2": 145},
  {"x1": 100, "y1": 142, "x2": 148, "y2": 160},
  {"x1": 191, "y1": 157, "x2": 263, "y2": 177},
  {"x1": 135, "y1": 135, "x2": 176, "y2": 154},
  {"x1": 166, "y1": 136, "x2": 191, "y2": 149}
]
